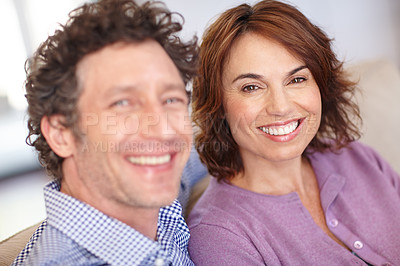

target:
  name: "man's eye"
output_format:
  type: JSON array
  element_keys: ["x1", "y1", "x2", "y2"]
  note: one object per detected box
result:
[
  {"x1": 289, "y1": 77, "x2": 306, "y2": 84},
  {"x1": 112, "y1": 99, "x2": 129, "y2": 107},
  {"x1": 165, "y1": 97, "x2": 186, "y2": 105},
  {"x1": 242, "y1": 85, "x2": 259, "y2": 92}
]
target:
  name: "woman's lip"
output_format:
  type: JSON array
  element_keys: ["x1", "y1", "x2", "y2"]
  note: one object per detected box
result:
[
  {"x1": 258, "y1": 118, "x2": 303, "y2": 128},
  {"x1": 258, "y1": 118, "x2": 305, "y2": 142}
]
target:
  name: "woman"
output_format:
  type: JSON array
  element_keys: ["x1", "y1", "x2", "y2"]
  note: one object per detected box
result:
[{"x1": 188, "y1": 0, "x2": 400, "y2": 265}]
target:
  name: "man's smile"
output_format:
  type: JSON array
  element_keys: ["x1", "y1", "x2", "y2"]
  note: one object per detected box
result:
[{"x1": 127, "y1": 154, "x2": 171, "y2": 166}]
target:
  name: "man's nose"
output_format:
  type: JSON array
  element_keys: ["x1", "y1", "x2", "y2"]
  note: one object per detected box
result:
[{"x1": 139, "y1": 104, "x2": 172, "y2": 139}]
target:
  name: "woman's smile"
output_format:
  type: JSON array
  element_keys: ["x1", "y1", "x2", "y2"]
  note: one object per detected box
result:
[
  {"x1": 257, "y1": 118, "x2": 305, "y2": 142},
  {"x1": 222, "y1": 32, "x2": 321, "y2": 163}
]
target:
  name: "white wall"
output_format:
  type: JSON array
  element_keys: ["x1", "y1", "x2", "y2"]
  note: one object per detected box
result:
[{"x1": 162, "y1": 0, "x2": 400, "y2": 67}]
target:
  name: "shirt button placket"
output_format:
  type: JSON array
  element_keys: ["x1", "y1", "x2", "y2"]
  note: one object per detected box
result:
[
  {"x1": 353, "y1": 240, "x2": 364, "y2": 250},
  {"x1": 154, "y1": 258, "x2": 164, "y2": 266},
  {"x1": 329, "y1": 218, "x2": 339, "y2": 228}
]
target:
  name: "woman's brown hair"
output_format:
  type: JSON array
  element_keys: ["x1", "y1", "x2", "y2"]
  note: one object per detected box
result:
[{"x1": 192, "y1": 0, "x2": 361, "y2": 181}]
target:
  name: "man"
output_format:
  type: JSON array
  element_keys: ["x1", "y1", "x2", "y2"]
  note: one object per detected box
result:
[{"x1": 13, "y1": 0, "x2": 200, "y2": 264}]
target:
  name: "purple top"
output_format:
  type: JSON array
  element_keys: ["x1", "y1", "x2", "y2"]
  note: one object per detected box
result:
[{"x1": 188, "y1": 141, "x2": 400, "y2": 265}]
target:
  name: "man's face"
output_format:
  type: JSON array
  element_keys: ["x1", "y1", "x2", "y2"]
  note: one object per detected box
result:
[{"x1": 70, "y1": 40, "x2": 192, "y2": 210}]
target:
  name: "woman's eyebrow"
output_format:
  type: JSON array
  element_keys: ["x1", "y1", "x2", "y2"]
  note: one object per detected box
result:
[
  {"x1": 287, "y1": 65, "x2": 307, "y2": 77},
  {"x1": 232, "y1": 65, "x2": 308, "y2": 84},
  {"x1": 232, "y1": 73, "x2": 264, "y2": 83}
]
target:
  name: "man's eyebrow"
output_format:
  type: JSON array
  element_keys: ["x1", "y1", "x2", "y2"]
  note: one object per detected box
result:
[
  {"x1": 104, "y1": 83, "x2": 186, "y2": 97},
  {"x1": 164, "y1": 83, "x2": 187, "y2": 91},
  {"x1": 104, "y1": 85, "x2": 137, "y2": 97}
]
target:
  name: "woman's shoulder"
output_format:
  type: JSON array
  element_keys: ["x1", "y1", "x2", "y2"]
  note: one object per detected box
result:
[
  {"x1": 309, "y1": 140, "x2": 399, "y2": 185},
  {"x1": 309, "y1": 140, "x2": 385, "y2": 166},
  {"x1": 187, "y1": 175, "x2": 279, "y2": 232},
  {"x1": 187, "y1": 177, "x2": 241, "y2": 227}
]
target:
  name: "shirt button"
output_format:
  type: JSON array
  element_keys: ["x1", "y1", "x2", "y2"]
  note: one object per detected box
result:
[
  {"x1": 154, "y1": 258, "x2": 164, "y2": 266},
  {"x1": 329, "y1": 219, "x2": 339, "y2": 228},
  {"x1": 353, "y1": 240, "x2": 364, "y2": 249}
]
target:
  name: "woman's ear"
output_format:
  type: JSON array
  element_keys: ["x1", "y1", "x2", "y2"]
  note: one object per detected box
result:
[{"x1": 41, "y1": 115, "x2": 75, "y2": 158}]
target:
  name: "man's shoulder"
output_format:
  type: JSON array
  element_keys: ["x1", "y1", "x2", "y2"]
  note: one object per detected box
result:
[{"x1": 21, "y1": 225, "x2": 104, "y2": 265}]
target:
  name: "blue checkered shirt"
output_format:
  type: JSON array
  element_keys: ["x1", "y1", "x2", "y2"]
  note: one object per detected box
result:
[{"x1": 12, "y1": 181, "x2": 194, "y2": 265}]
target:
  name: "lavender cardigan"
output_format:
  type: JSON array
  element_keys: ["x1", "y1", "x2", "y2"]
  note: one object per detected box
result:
[{"x1": 188, "y1": 141, "x2": 400, "y2": 265}]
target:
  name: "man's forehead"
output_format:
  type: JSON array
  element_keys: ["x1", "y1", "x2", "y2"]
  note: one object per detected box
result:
[{"x1": 74, "y1": 40, "x2": 185, "y2": 98}]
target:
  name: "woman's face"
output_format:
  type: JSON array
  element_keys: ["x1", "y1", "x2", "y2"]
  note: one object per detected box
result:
[{"x1": 222, "y1": 32, "x2": 321, "y2": 165}]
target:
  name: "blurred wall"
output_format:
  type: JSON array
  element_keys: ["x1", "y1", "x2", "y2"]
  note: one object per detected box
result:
[{"x1": 160, "y1": 0, "x2": 400, "y2": 67}]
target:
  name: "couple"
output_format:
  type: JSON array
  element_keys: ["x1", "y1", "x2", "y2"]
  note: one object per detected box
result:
[{"x1": 14, "y1": 0, "x2": 400, "y2": 265}]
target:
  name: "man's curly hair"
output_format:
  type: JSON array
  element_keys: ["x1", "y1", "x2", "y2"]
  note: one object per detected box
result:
[{"x1": 25, "y1": 0, "x2": 198, "y2": 180}]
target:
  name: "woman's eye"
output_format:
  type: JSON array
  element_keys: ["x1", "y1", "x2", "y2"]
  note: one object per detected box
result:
[
  {"x1": 242, "y1": 85, "x2": 259, "y2": 92},
  {"x1": 289, "y1": 77, "x2": 306, "y2": 84}
]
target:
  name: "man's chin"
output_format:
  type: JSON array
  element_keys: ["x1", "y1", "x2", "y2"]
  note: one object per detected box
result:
[
  {"x1": 137, "y1": 200, "x2": 175, "y2": 210},
  {"x1": 140, "y1": 191, "x2": 179, "y2": 209}
]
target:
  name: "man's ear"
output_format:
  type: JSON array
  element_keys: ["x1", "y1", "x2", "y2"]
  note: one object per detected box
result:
[{"x1": 41, "y1": 115, "x2": 75, "y2": 158}]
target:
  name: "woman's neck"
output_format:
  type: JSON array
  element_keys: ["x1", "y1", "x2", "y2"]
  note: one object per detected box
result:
[
  {"x1": 230, "y1": 153, "x2": 350, "y2": 250},
  {"x1": 230, "y1": 155, "x2": 314, "y2": 197}
]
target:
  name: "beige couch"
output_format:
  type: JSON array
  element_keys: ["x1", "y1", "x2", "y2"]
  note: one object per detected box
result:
[
  {"x1": 0, "y1": 222, "x2": 40, "y2": 265},
  {"x1": 348, "y1": 59, "x2": 400, "y2": 174},
  {"x1": 1, "y1": 59, "x2": 399, "y2": 266}
]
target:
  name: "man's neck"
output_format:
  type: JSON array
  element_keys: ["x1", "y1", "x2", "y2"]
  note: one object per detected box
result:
[
  {"x1": 106, "y1": 205, "x2": 160, "y2": 240},
  {"x1": 60, "y1": 177, "x2": 160, "y2": 240}
]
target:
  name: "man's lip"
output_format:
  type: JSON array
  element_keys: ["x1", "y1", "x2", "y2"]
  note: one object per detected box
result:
[
  {"x1": 124, "y1": 152, "x2": 175, "y2": 156},
  {"x1": 118, "y1": 140, "x2": 187, "y2": 154}
]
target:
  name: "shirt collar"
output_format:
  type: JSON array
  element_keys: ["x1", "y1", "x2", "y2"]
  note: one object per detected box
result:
[
  {"x1": 308, "y1": 153, "x2": 346, "y2": 211},
  {"x1": 44, "y1": 180, "x2": 185, "y2": 265}
]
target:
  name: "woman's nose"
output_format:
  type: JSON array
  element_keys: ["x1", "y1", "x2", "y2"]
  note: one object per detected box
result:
[{"x1": 265, "y1": 86, "x2": 293, "y2": 117}]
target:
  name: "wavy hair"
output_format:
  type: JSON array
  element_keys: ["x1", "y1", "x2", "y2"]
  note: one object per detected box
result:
[
  {"x1": 25, "y1": 0, "x2": 198, "y2": 180},
  {"x1": 192, "y1": 0, "x2": 361, "y2": 181}
]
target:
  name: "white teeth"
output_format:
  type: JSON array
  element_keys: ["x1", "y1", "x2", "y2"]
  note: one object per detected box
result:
[
  {"x1": 284, "y1": 126, "x2": 290, "y2": 135},
  {"x1": 260, "y1": 120, "x2": 299, "y2": 136},
  {"x1": 127, "y1": 154, "x2": 171, "y2": 165}
]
